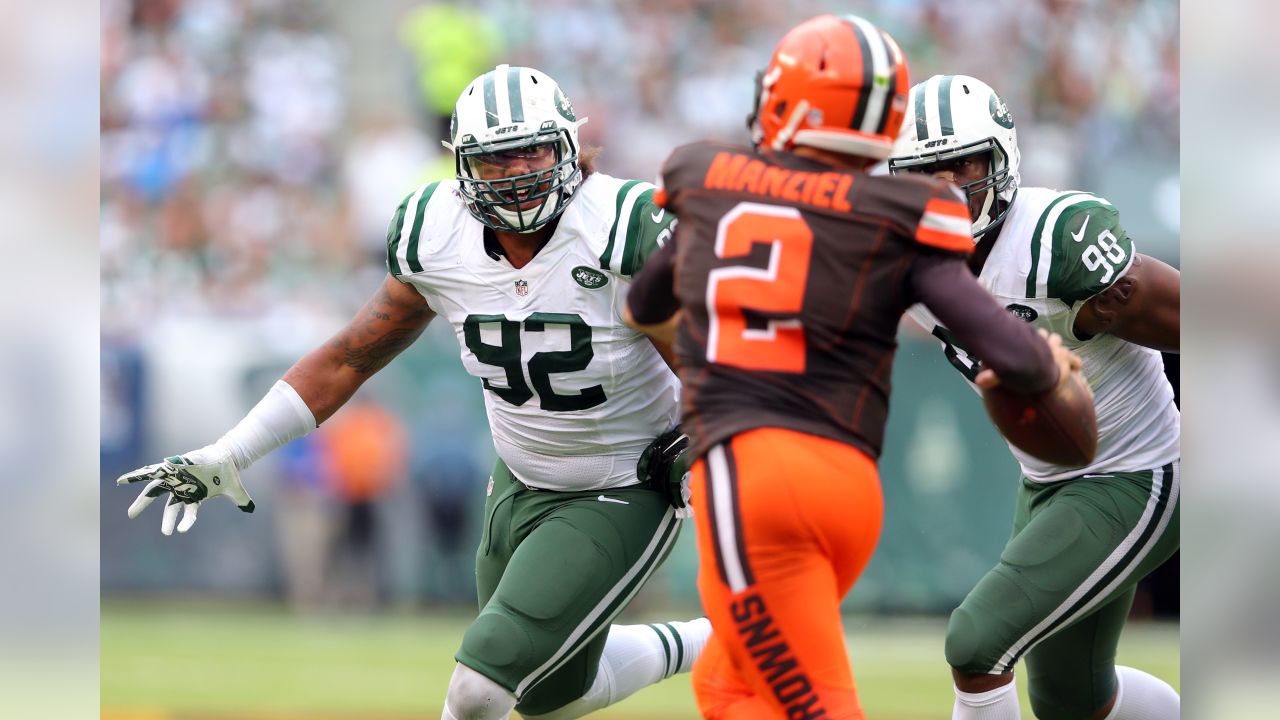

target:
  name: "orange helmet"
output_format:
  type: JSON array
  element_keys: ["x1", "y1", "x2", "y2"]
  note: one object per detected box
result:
[{"x1": 748, "y1": 14, "x2": 910, "y2": 160}]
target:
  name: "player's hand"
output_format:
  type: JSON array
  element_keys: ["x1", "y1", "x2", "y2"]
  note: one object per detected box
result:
[
  {"x1": 637, "y1": 426, "x2": 693, "y2": 518},
  {"x1": 116, "y1": 442, "x2": 255, "y2": 535},
  {"x1": 975, "y1": 329, "x2": 1083, "y2": 391}
]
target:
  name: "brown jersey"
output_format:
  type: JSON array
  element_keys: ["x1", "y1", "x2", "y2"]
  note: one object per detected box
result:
[{"x1": 656, "y1": 141, "x2": 975, "y2": 459}]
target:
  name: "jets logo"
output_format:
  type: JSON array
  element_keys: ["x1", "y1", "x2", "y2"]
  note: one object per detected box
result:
[
  {"x1": 514, "y1": 279, "x2": 529, "y2": 296},
  {"x1": 990, "y1": 94, "x2": 1015, "y2": 129},
  {"x1": 156, "y1": 461, "x2": 210, "y2": 503},
  {"x1": 1005, "y1": 303, "x2": 1038, "y2": 322},
  {"x1": 571, "y1": 265, "x2": 608, "y2": 289},
  {"x1": 554, "y1": 88, "x2": 576, "y2": 122}
]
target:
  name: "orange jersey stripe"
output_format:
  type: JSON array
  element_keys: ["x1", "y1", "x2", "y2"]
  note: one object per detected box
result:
[
  {"x1": 916, "y1": 197, "x2": 974, "y2": 252},
  {"x1": 924, "y1": 196, "x2": 970, "y2": 220},
  {"x1": 916, "y1": 225, "x2": 974, "y2": 253}
]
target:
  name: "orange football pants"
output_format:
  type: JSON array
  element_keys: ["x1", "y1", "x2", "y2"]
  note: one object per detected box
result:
[{"x1": 690, "y1": 427, "x2": 884, "y2": 720}]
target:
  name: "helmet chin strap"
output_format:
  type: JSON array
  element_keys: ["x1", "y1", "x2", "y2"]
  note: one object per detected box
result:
[{"x1": 970, "y1": 186, "x2": 996, "y2": 237}]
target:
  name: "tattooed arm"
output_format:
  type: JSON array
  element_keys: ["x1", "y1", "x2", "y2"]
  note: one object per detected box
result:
[{"x1": 283, "y1": 275, "x2": 436, "y2": 424}]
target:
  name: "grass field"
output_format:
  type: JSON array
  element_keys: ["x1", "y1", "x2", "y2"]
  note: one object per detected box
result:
[{"x1": 102, "y1": 601, "x2": 1179, "y2": 719}]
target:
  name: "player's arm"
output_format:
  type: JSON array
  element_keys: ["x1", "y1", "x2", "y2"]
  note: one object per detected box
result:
[
  {"x1": 911, "y1": 252, "x2": 1067, "y2": 394},
  {"x1": 905, "y1": 180, "x2": 1075, "y2": 392},
  {"x1": 608, "y1": 182, "x2": 681, "y2": 359},
  {"x1": 119, "y1": 185, "x2": 445, "y2": 535},
  {"x1": 1045, "y1": 200, "x2": 1177, "y2": 350},
  {"x1": 624, "y1": 235, "x2": 681, "y2": 349},
  {"x1": 284, "y1": 274, "x2": 435, "y2": 423},
  {"x1": 120, "y1": 276, "x2": 435, "y2": 538},
  {"x1": 1072, "y1": 253, "x2": 1179, "y2": 352}
]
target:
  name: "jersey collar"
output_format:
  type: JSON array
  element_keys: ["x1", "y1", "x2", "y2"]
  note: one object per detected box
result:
[{"x1": 483, "y1": 216, "x2": 562, "y2": 263}]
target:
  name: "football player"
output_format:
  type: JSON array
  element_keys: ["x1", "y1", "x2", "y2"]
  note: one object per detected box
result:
[
  {"x1": 888, "y1": 75, "x2": 1181, "y2": 720},
  {"x1": 118, "y1": 65, "x2": 710, "y2": 720},
  {"x1": 625, "y1": 16, "x2": 1082, "y2": 720}
]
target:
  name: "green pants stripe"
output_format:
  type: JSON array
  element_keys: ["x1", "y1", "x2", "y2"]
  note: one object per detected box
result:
[
  {"x1": 992, "y1": 462, "x2": 1180, "y2": 672},
  {"x1": 514, "y1": 505, "x2": 681, "y2": 696}
]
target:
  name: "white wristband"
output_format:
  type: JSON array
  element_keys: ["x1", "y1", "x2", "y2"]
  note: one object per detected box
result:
[{"x1": 217, "y1": 380, "x2": 317, "y2": 470}]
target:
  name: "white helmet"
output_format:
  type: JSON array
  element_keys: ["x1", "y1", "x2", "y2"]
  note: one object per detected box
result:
[
  {"x1": 444, "y1": 65, "x2": 587, "y2": 233},
  {"x1": 888, "y1": 74, "x2": 1020, "y2": 239}
]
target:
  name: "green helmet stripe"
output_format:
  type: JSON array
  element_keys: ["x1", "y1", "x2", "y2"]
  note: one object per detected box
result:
[
  {"x1": 914, "y1": 82, "x2": 929, "y2": 140},
  {"x1": 938, "y1": 75, "x2": 954, "y2": 136},
  {"x1": 507, "y1": 66, "x2": 524, "y2": 123},
  {"x1": 483, "y1": 70, "x2": 498, "y2": 128}
]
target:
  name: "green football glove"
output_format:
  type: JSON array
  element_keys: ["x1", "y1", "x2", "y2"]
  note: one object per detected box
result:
[
  {"x1": 117, "y1": 442, "x2": 255, "y2": 535},
  {"x1": 637, "y1": 426, "x2": 693, "y2": 518}
]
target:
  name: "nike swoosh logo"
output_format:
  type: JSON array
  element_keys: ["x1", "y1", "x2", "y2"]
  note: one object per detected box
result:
[
  {"x1": 1078, "y1": 473, "x2": 1113, "y2": 479},
  {"x1": 650, "y1": 208, "x2": 665, "y2": 223},
  {"x1": 1070, "y1": 215, "x2": 1091, "y2": 243},
  {"x1": 597, "y1": 495, "x2": 629, "y2": 505}
]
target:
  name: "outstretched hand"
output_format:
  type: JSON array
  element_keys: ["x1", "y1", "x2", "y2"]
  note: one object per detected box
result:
[{"x1": 117, "y1": 443, "x2": 255, "y2": 535}]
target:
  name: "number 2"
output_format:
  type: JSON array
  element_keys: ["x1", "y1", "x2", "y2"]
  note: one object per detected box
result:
[{"x1": 706, "y1": 202, "x2": 813, "y2": 373}]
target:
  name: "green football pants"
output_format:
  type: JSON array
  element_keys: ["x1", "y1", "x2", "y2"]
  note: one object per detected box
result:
[
  {"x1": 456, "y1": 459, "x2": 681, "y2": 716},
  {"x1": 945, "y1": 461, "x2": 1180, "y2": 719}
]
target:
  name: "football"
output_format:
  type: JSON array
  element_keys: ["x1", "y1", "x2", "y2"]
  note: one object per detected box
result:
[{"x1": 982, "y1": 370, "x2": 1098, "y2": 467}]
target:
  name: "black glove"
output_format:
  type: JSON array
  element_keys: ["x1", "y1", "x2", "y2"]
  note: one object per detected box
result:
[{"x1": 637, "y1": 426, "x2": 692, "y2": 514}]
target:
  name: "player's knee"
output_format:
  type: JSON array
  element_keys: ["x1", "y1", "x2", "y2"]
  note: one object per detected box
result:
[
  {"x1": 944, "y1": 605, "x2": 989, "y2": 673},
  {"x1": 460, "y1": 611, "x2": 535, "y2": 674},
  {"x1": 443, "y1": 663, "x2": 517, "y2": 720}
]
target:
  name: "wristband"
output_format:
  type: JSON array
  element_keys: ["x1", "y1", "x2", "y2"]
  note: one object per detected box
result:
[{"x1": 217, "y1": 380, "x2": 317, "y2": 470}]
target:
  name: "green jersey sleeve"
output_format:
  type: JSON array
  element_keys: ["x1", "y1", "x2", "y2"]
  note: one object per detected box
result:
[
  {"x1": 1045, "y1": 198, "x2": 1135, "y2": 304},
  {"x1": 598, "y1": 181, "x2": 678, "y2": 278},
  {"x1": 386, "y1": 181, "x2": 441, "y2": 279}
]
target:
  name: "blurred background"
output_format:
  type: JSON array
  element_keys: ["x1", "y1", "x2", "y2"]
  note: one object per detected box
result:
[{"x1": 99, "y1": 0, "x2": 1181, "y2": 718}]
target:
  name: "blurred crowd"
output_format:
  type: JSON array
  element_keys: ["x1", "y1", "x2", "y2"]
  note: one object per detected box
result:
[{"x1": 101, "y1": 0, "x2": 1179, "y2": 335}]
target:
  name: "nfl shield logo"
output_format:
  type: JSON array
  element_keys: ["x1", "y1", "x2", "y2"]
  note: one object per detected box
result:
[{"x1": 514, "y1": 279, "x2": 529, "y2": 296}]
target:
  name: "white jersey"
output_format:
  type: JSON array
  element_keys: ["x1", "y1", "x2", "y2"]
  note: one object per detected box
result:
[
  {"x1": 908, "y1": 186, "x2": 1179, "y2": 482},
  {"x1": 386, "y1": 173, "x2": 680, "y2": 491}
]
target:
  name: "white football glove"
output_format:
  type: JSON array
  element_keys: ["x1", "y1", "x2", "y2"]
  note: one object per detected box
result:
[{"x1": 116, "y1": 442, "x2": 255, "y2": 535}]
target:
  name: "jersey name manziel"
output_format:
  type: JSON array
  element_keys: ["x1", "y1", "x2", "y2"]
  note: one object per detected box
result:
[
  {"x1": 907, "y1": 187, "x2": 1180, "y2": 482},
  {"x1": 385, "y1": 174, "x2": 680, "y2": 491}
]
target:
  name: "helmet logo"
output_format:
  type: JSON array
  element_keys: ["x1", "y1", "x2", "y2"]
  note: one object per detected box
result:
[
  {"x1": 571, "y1": 265, "x2": 609, "y2": 289},
  {"x1": 450, "y1": 110, "x2": 459, "y2": 141},
  {"x1": 554, "y1": 88, "x2": 576, "y2": 122},
  {"x1": 990, "y1": 94, "x2": 1015, "y2": 129}
]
